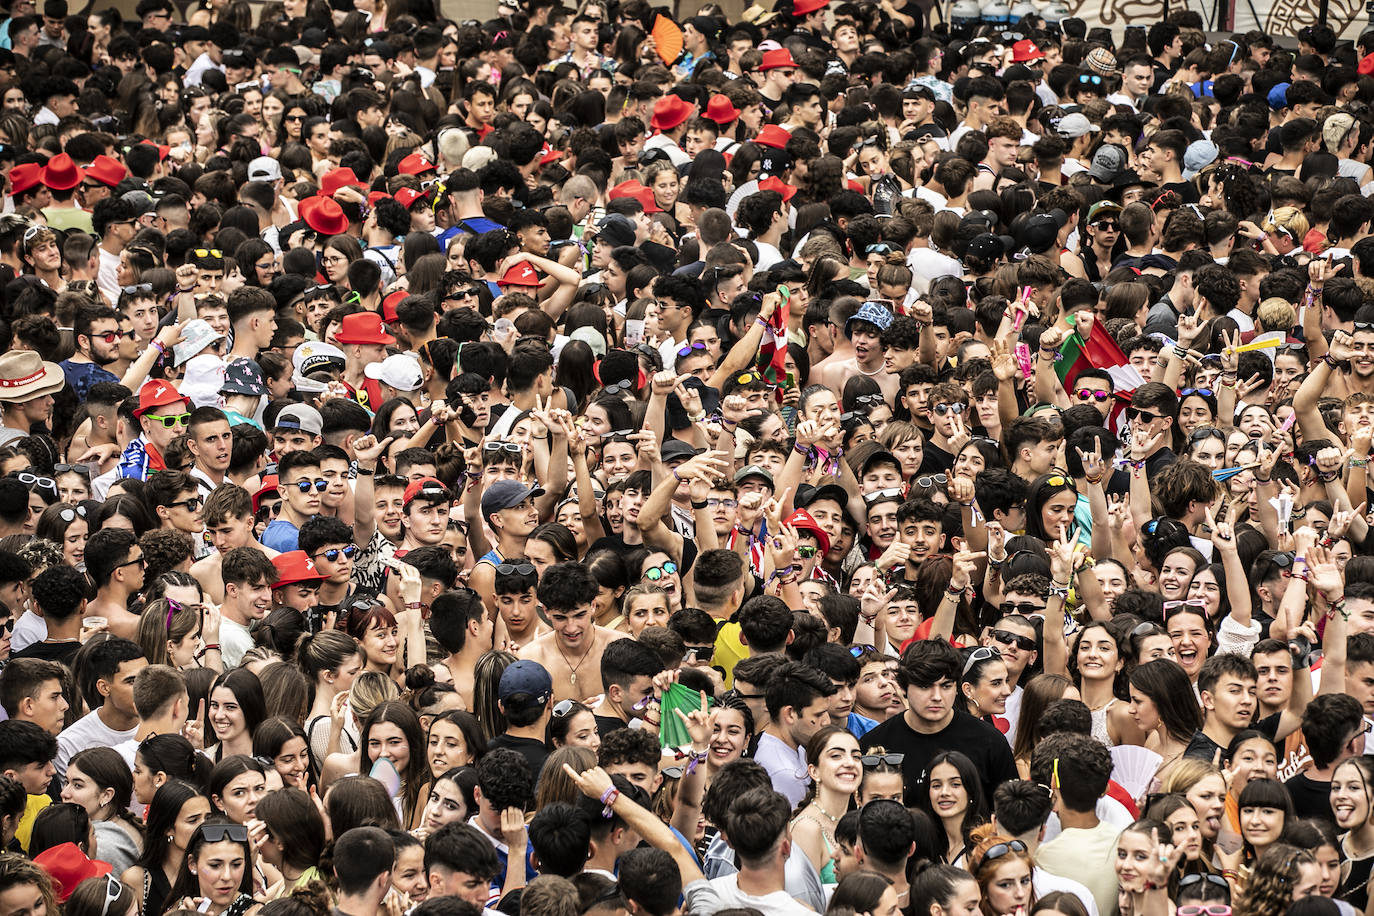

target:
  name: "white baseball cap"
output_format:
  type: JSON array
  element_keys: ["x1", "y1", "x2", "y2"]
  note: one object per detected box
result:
[
  {"x1": 248, "y1": 156, "x2": 282, "y2": 182},
  {"x1": 364, "y1": 353, "x2": 424, "y2": 392}
]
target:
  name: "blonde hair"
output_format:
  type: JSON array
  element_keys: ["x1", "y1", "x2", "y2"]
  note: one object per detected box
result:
[
  {"x1": 1256, "y1": 298, "x2": 1296, "y2": 334},
  {"x1": 1160, "y1": 757, "x2": 1223, "y2": 795},
  {"x1": 1261, "y1": 207, "x2": 1309, "y2": 243},
  {"x1": 348, "y1": 670, "x2": 400, "y2": 725}
]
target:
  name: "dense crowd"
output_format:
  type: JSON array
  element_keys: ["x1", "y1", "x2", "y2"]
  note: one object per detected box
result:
[{"x1": 0, "y1": 3, "x2": 1372, "y2": 916}]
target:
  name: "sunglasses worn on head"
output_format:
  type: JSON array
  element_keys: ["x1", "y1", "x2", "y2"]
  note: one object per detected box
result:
[
  {"x1": 862, "y1": 753, "x2": 904, "y2": 767},
  {"x1": 198, "y1": 823, "x2": 249, "y2": 843},
  {"x1": 916, "y1": 474, "x2": 947, "y2": 488},
  {"x1": 193, "y1": 248, "x2": 223, "y2": 259},
  {"x1": 980, "y1": 839, "x2": 1028, "y2": 863},
  {"x1": 497, "y1": 563, "x2": 536, "y2": 576},
  {"x1": 961, "y1": 645, "x2": 1000, "y2": 677},
  {"x1": 1181, "y1": 388, "x2": 1214, "y2": 398},
  {"x1": 685, "y1": 644, "x2": 714, "y2": 662},
  {"x1": 484, "y1": 441, "x2": 523, "y2": 454}
]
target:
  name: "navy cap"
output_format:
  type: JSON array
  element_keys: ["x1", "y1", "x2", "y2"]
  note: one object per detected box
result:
[
  {"x1": 481, "y1": 479, "x2": 544, "y2": 521},
  {"x1": 499, "y1": 659, "x2": 553, "y2": 706}
]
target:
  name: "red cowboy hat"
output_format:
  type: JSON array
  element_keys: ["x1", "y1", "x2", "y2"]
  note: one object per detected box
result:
[
  {"x1": 41, "y1": 153, "x2": 82, "y2": 191},
  {"x1": 759, "y1": 176, "x2": 797, "y2": 202},
  {"x1": 320, "y1": 167, "x2": 364, "y2": 198},
  {"x1": 10, "y1": 163, "x2": 42, "y2": 196},
  {"x1": 334, "y1": 311, "x2": 396, "y2": 346},
  {"x1": 83, "y1": 154, "x2": 128, "y2": 188},
  {"x1": 397, "y1": 153, "x2": 435, "y2": 176},
  {"x1": 298, "y1": 196, "x2": 350, "y2": 235},
  {"x1": 705, "y1": 94, "x2": 740, "y2": 125},
  {"x1": 759, "y1": 48, "x2": 797, "y2": 71},
  {"x1": 608, "y1": 179, "x2": 662, "y2": 214},
  {"x1": 650, "y1": 95, "x2": 693, "y2": 132},
  {"x1": 754, "y1": 124, "x2": 792, "y2": 149}
]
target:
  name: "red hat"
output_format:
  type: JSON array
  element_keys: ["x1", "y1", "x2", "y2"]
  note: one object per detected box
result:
[
  {"x1": 404, "y1": 476, "x2": 451, "y2": 507},
  {"x1": 651, "y1": 95, "x2": 694, "y2": 132},
  {"x1": 271, "y1": 550, "x2": 327, "y2": 589},
  {"x1": 41, "y1": 153, "x2": 83, "y2": 191},
  {"x1": 34, "y1": 843, "x2": 111, "y2": 903},
  {"x1": 394, "y1": 187, "x2": 426, "y2": 209},
  {"x1": 134, "y1": 378, "x2": 189, "y2": 418},
  {"x1": 397, "y1": 153, "x2": 435, "y2": 176},
  {"x1": 381, "y1": 289, "x2": 408, "y2": 323},
  {"x1": 754, "y1": 124, "x2": 792, "y2": 149},
  {"x1": 846, "y1": 178, "x2": 865, "y2": 193},
  {"x1": 84, "y1": 154, "x2": 128, "y2": 188},
  {"x1": 539, "y1": 144, "x2": 565, "y2": 165},
  {"x1": 1011, "y1": 38, "x2": 1043, "y2": 62},
  {"x1": 140, "y1": 138, "x2": 170, "y2": 161},
  {"x1": 334, "y1": 311, "x2": 396, "y2": 346},
  {"x1": 759, "y1": 176, "x2": 797, "y2": 202},
  {"x1": 793, "y1": 0, "x2": 829, "y2": 14},
  {"x1": 320, "y1": 167, "x2": 364, "y2": 198},
  {"x1": 759, "y1": 48, "x2": 797, "y2": 71},
  {"x1": 367, "y1": 190, "x2": 389, "y2": 207},
  {"x1": 1361, "y1": 53, "x2": 1374, "y2": 76},
  {"x1": 705, "y1": 94, "x2": 741, "y2": 125},
  {"x1": 253, "y1": 475, "x2": 279, "y2": 514},
  {"x1": 786, "y1": 508, "x2": 831, "y2": 555},
  {"x1": 608, "y1": 179, "x2": 662, "y2": 213},
  {"x1": 298, "y1": 196, "x2": 350, "y2": 235},
  {"x1": 498, "y1": 260, "x2": 543, "y2": 287},
  {"x1": 10, "y1": 163, "x2": 42, "y2": 196}
]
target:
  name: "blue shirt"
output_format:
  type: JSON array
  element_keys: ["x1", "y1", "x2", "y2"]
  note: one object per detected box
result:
[
  {"x1": 847, "y1": 712, "x2": 879, "y2": 739},
  {"x1": 260, "y1": 519, "x2": 300, "y2": 552},
  {"x1": 60, "y1": 361, "x2": 119, "y2": 404}
]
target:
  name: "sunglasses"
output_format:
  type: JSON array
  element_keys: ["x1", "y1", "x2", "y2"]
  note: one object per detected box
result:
[
  {"x1": 168, "y1": 496, "x2": 203, "y2": 512},
  {"x1": 552, "y1": 699, "x2": 578, "y2": 717},
  {"x1": 120, "y1": 283, "x2": 152, "y2": 295},
  {"x1": 1092, "y1": 220, "x2": 1119, "y2": 231},
  {"x1": 1176, "y1": 908, "x2": 1231, "y2": 916},
  {"x1": 56, "y1": 506, "x2": 87, "y2": 523},
  {"x1": 291, "y1": 478, "x2": 329, "y2": 493},
  {"x1": 1180, "y1": 388, "x2": 1214, "y2": 398},
  {"x1": 197, "y1": 823, "x2": 249, "y2": 843},
  {"x1": 1189, "y1": 427, "x2": 1225, "y2": 444},
  {"x1": 933, "y1": 402, "x2": 965, "y2": 416},
  {"x1": 735, "y1": 371, "x2": 763, "y2": 386},
  {"x1": 1178, "y1": 876, "x2": 1231, "y2": 893},
  {"x1": 1126, "y1": 407, "x2": 1163, "y2": 423},
  {"x1": 915, "y1": 474, "x2": 947, "y2": 489},
  {"x1": 97, "y1": 873, "x2": 123, "y2": 916},
  {"x1": 861, "y1": 753, "x2": 904, "y2": 767},
  {"x1": 798, "y1": 545, "x2": 818, "y2": 558},
  {"x1": 961, "y1": 645, "x2": 1000, "y2": 677},
  {"x1": 999, "y1": 600, "x2": 1046, "y2": 615},
  {"x1": 645, "y1": 561, "x2": 678, "y2": 581},
  {"x1": 90, "y1": 329, "x2": 126, "y2": 343},
  {"x1": 677, "y1": 342, "x2": 708, "y2": 357},
  {"x1": 980, "y1": 839, "x2": 1028, "y2": 863},
  {"x1": 149, "y1": 413, "x2": 191, "y2": 428},
  {"x1": 16, "y1": 472, "x2": 55, "y2": 490},
  {"x1": 1075, "y1": 388, "x2": 1111, "y2": 402},
  {"x1": 484, "y1": 441, "x2": 523, "y2": 454},
  {"x1": 316, "y1": 545, "x2": 358, "y2": 562},
  {"x1": 864, "y1": 487, "x2": 903, "y2": 505},
  {"x1": 496, "y1": 563, "x2": 537, "y2": 576},
  {"x1": 991, "y1": 629, "x2": 1036, "y2": 651},
  {"x1": 193, "y1": 248, "x2": 224, "y2": 259},
  {"x1": 1077, "y1": 74, "x2": 1104, "y2": 85},
  {"x1": 54, "y1": 463, "x2": 91, "y2": 478}
]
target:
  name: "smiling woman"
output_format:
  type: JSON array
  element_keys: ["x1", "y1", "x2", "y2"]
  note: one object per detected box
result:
[{"x1": 792, "y1": 725, "x2": 863, "y2": 885}]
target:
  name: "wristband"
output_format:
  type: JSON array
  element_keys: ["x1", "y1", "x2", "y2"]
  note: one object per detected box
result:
[
  {"x1": 177, "y1": 286, "x2": 195, "y2": 293},
  {"x1": 1353, "y1": 457, "x2": 1370, "y2": 468},
  {"x1": 1084, "y1": 474, "x2": 1104, "y2": 485},
  {"x1": 356, "y1": 466, "x2": 376, "y2": 476},
  {"x1": 944, "y1": 584, "x2": 964, "y2": 597},
  {"x1": 1325, "y1": 353, "x2": 1342, "y2": 369},
  {"x1": 684, "y1": 748, "x2": 707, "y2": 775},
  {"x1": 1317, "y1": 469, "x2": 1341, "y2": 482},
  {"x1": 197, "y1": 644, "x2": 220, "y2": 659},
  {"x1": 600, "y1": 787, "x2": 620, "y2": 817},
  {"x1": 691, "y1": 499, "x2": 708, "y2": 509},
  {"x1": 151, "y1": 340, "x2": 167, "y2": 357},
  {"x1": 1047, "y1": 580, "x2": 1070, "y2": 599}
]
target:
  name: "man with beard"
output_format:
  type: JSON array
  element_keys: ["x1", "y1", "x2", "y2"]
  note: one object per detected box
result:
[{"x1": 61, "y1": 304, "x2": 123, "y2": 402}]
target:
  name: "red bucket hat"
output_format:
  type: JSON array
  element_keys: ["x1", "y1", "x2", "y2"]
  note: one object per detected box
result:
[
  {"x1": 272, "y1": 550, "x2": 328, "y2": 589},
  {"x1": 134, "y1": 379, "x2": 189, "y2": 417},
  {"x1": 397, "y1": 153, "x2": 435, "y2": 176},
  {"x1": 759, "y1": 176, "x2": 797, "y2": 202},
  {"x1": 498, "y1": 261, "x2": 543, "y2": 287},
  {"x1": 299, "y1": 196, "x2": 350, "y2": 235},
  {"x1": 793, "y1": 0, "x2": 828, "y2": 14},
  {"x1": 754, "y1": 124, "x2": 792, "y2": 149}
]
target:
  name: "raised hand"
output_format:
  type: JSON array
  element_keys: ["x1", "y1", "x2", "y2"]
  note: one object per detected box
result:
[
  {"x1": 949, "y1": 549, "x2": 984, "y2": 591},
  {"x1": 1075, "y1": 443, "x2": 1106, "y2": 483},
  {"x1": 353, "y1": 434, "x2": 394, "y2": 468},
  {"x1": 990, "y1": 339, "x2": 1018, "y2": 382},
  {"x1": 1308, "y1": 543, "x2": 1345, "y2": 600},
  {"x1": 875, "y1": 540, "x2": 912, "y2": 572},
  {"x1": 985, "y1": 521, "x2": 1007, "y2": 562},
  {"x1": 861, "y1": 582, "x2": 896, "y2": 622},
  {"x1": 1328, "y1": 502, "x2": 1365, "y2": 540},
  {"x1": 673, "y1": 689, "x2": 712, "y2": 751},
  {"x1": 768, "y1": 524, "x2": 799, "y2": 570},
  {"x1": 1330, "y1": 329, "x2": 1356, "y2": 364},
  {"x1": 562, "y1": 763, "x2": 615, "y2": 800},
  {"x1": 500, "y1": 806, "x2": 528, "y2": 848}
]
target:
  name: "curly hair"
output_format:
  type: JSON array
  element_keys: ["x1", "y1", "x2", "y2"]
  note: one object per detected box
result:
[{"x1": 1235, "y1": 844, "x2": 1315, "y2": 916}]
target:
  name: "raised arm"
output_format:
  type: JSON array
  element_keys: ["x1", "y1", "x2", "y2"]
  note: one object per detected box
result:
[
  {"x1": 707, "y1": 290, "x2": 781, "y2": 391},
  {"x1": 928, "y1": 549, "x2": 982, "y2": 642},
  {"x1": 564, "y1": 764, "x2": 704, "y2": 884},
  {"x1": 350, "y1": 434, "x2": 394, "y2": 552}
]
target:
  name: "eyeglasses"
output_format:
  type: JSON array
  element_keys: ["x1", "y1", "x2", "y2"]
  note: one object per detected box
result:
[
  {"x1": 483, "y1": 441, "x2": 523, "y2": 454},
  {"x1": 149, "y1": 412, "x2": 191, "y2": 428},
  {"x1": 933, "y1": 402, "x2": 965, "y2": 416},
  {"x1": 915, "y1": 474, "x2": 947, "y2": 488},
  {"x1": 1126, "y1": 407, "x2": 1163, "y2": 423},
  {"x1": 961, "y1": 645, "x2": 1000, "y2": 677},
  {"x1": 496, "y1": 563, "x2": 537, "y2": 576},
  {"x1": 197, "y1": 823, "x2": 249, "y2": 843},
  {"x1": 97, "y1": 873, "x2": 123, "y2": 916},
  {"x1": 16, "y1": 472, "x2": 55, "y2": 490},
  {"x1": 645, "y1": 561, "x2": 678, "y2": 581},
  {"x1": 291, "y1": 478, "x2": 329, "y2": 493},
  {"x1": 1180, "y1": 388, "x2": 1214, "y2": 398},
  {"x1": 90, "y1": 329, "x2": 125, "y2": 343},
  {"x1": 120, "y1": 283, "x2": 152, "y2": 294},
  {"x1": 1075, "y1": 388, "x2": 1111, "y2": 402},
  {"x1": 979, "y1": 839, "x2": 1028, "y2": 863},
  {"x1": 56, "y1": 506, "x2": 87, "y2": 523},
  {"x1": 706, "y1": 498, "x2": 738, "y2": 509},
  {"x1": 316, "y1": 545, "x2": 359, "y2": 562},
  {"x1": 999, "y1": 600, "x2": 1046, "y2": 615},
  {"x1": 991, "y1": 629, "x2": 1036, "y2": 651},
  {"x1": 861, "y1": 753, "x2": 904, "y2": 767}
]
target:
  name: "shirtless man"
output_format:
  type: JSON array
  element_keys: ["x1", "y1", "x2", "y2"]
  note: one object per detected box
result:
[
  {"x1": 518, "y1": 560, "x2": 626, "y2": 703},
  {"x1": 191, "y1": 484, "x2": 280, "y2": 604},
  {"x1": 430, "y1": 585, "x2": 494, "y2": 708},
  {"x1": 819, "y1": 301, "x2": 898, "y2": 403}
]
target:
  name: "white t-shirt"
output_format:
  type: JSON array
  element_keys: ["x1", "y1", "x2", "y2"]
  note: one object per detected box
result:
[
  {"x1": 220, "y1": 618, "x2": 253, "y2": 669},
  {"x1": 57, "y1": 709, "x2": 138, "y2": 778},
  {"x1": 687, "y1": 876, "x2": 815, "y2": 916},
  {"x1": 9, "y1": 610, "x2": 46, "y2": 654}
]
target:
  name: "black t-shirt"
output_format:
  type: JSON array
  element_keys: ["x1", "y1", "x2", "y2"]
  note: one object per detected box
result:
[
  {"x1": 13, "y1": 640, "x2": 80, "y2": 666},
  {"x1": 594, "y1": 714, "x2": 629, "y2": 738},
  {"x1": 859, "y1": 709, "x2": 1017, "y2": 805},
  {"x1": 918, "y1": 442, "x2": 954, "y2": 477},
  {"x1": 487, "y1": 734, "x2": 549, "y2": 779},
  {"x1": 1286, "y1": 772, "x2": 1334, "y2": 822},
  {"x1": 1184, "y1": 712, "x2": 1282, "y2": 761}
]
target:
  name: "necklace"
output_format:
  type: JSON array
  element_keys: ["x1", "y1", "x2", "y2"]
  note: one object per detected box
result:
[
  {"x1": 856, "y1": 364, "x2": 884, "y2": 377},
  {"x1": 555, "y1": 630, "x2": 598, "y2": 691},
  {"x1": 814, "y1": 800, "x2": 845, "y2": 823}
]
